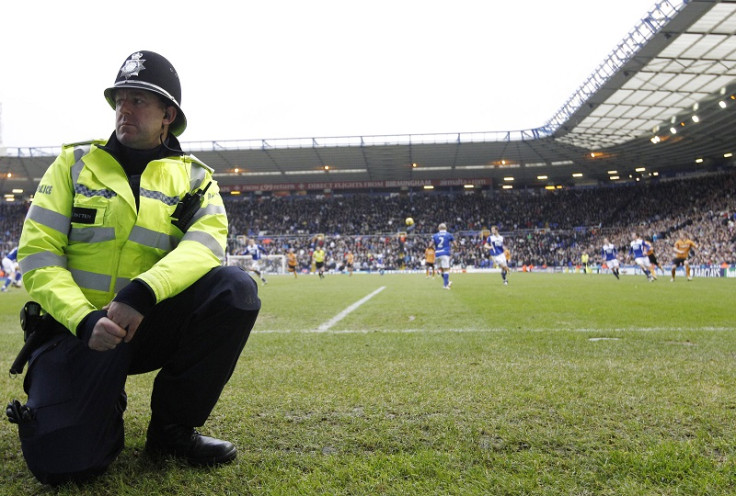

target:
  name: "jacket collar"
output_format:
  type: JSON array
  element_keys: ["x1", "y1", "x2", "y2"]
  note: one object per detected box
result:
[{"x1": 100, "y1": 132, "x2": 185, "y2": 177}]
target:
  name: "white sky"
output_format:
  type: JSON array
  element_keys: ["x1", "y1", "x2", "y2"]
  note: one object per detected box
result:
[{"x1": 0, "y1": 0, "x2": 655, "y2": 148}]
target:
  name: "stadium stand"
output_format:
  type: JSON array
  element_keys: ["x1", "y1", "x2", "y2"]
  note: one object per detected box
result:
[
  {"x1": 222, "y1": 169, "x2": 735, "y2": 271},
  {"x1": 0, "y1": 169, "x2": 733, "y2": 274}
]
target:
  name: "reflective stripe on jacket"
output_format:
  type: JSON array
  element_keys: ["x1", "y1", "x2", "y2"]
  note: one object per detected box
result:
[{"x1": 18, "y1": 140, "x2": 228, "y2": 334}]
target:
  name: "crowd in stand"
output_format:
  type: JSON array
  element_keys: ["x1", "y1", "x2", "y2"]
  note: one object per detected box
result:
[
  {"x1": 224, "y1": 169, "x2": 736, "y2": 272},
  {"x1": 0, "y1": 203, "x2": 27, "y2": 257},
  {"x1": 1, "y1": 170, "x2": 734, "y2": 273}
]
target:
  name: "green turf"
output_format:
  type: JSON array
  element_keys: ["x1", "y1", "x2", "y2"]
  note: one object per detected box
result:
[{"x1": 1, "y1": 272, "x2": 735, "y2": 495}]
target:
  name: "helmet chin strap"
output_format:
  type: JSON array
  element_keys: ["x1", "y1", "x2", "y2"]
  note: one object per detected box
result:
[{"x1": 159, "y1": 131, "x2": 179, "y2": 154}]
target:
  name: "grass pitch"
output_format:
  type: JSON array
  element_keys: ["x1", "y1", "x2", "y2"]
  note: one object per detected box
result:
[{"x1": 1, "y1": 271, "x2": 735, "y2": 495}]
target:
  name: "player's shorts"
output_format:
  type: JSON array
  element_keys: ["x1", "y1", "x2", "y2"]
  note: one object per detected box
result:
[
  {"x1": 492, "y1": 253, "x2": 508, "y2": 268},
  {"x1": 606, "y1": 258, "x2": 620, "y2": 269},
  {"x1": 288, "y1": 264, "x2": 297, "y2": 273},
  {"x1": 2, "y1": 257, "x2": 14, "y2": 275},
  {"x1": 437, "y1": 255, "x2": 451, "y2": 269},
  {"x1": 635, "y1": 256, "x2": 649, "y2": 268},
  {"x1": 672, "y1": 257, "x2": 687, "y2": 267},
  {"x1": 648, "y1": 253, "x2": 659, "y2": 264},
  {"x1": 315, "y1": 261, "x2": 325, "y2": 270},
  {"x1": 425, "y1": 262, "x2": 435, "y2": 269}
]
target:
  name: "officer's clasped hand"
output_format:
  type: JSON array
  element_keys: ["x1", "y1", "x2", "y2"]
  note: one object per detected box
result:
[{"x1": 88, "y1": 317, "x2": 128, "y2": 352}]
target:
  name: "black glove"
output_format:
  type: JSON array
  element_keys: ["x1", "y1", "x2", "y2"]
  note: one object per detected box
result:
[{"x1": 6, "y1": 399, "x2": 33, "y2": 424}]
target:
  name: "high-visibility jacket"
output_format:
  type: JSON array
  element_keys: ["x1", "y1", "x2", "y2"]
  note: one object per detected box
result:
[{"x1": 18, "y1": 140, "x2": 228, "y2": 335}]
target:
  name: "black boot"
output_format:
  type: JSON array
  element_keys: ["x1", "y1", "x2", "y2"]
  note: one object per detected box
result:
[{"x1": 145, "y1": 421, "x2": 237, "y2": 466}]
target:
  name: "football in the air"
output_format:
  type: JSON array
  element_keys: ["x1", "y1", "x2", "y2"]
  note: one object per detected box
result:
[{"x1": 405, "y1": 217, "x2": 415, "y2": 226}]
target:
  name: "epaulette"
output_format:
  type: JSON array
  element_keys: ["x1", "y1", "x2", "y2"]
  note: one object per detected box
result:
[
  {"x1": 61, "y1": 139, "x2": 106, "y2": 149},
  {"x1": 186, "y1": 154, "x2": 214, "y2": 174}
]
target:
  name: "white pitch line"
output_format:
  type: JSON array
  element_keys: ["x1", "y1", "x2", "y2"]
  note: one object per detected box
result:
[
  {"x1": 315, "y1": 286, "x2": 386, "y2": 332},
  {"x1": 254, "y1": 326, "x2": 736, "y2": 335}
]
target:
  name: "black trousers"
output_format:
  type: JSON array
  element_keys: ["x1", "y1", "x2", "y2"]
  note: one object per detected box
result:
[{"x1": 17, "y1": 266, "x2": 260, "y2": 485}]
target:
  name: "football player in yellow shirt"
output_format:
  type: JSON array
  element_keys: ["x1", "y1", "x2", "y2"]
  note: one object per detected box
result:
[
  {"x1": 671, "y1": 232, "x2": 697, "y2": 281},
  {"x1": 345, "y1": 251, "x2": 355, "y2": 276},
  {"x1": 313, "y1": 247, "x2": 326, "y2": 279},
  {"x1": 287, "y1": 248, "x2": 298, "y2": 279},
  {"x1": 424, "y1": 245, "x2": 436, "y2": 278}
]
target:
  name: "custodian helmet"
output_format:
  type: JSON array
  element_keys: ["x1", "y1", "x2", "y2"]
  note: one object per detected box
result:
[{"x1": 104, "y1": 50, "x2": 187, "y2": 136}]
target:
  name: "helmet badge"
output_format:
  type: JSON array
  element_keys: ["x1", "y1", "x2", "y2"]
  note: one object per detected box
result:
[{"x1": 119, "y1": 52, "x2": 146, "y2": 80}]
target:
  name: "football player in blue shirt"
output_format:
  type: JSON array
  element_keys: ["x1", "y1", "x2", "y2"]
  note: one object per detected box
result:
[
  {"x1": 629, "y1": 233, "x2": 654, "y2": 281},
  {"x1": 484, "y1": 226, "x2": 509, "y2": 285},
  {"x1": 432, "y1": 223, "x2": 455, "y2": 289},
  {"x1": 1, "y1": 246, "x2": 21, "y2": 292},
  {"x1": 243, "y1": 238, "x2": 268, "y2": 284},
  {"x1": 601, "y1": 238, "x2": 620, "y2": 279}
]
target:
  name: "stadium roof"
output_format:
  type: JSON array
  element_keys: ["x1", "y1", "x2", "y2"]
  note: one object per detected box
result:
[{"x1": 1, "y1": 0, "x2": 736, "y2": 199}]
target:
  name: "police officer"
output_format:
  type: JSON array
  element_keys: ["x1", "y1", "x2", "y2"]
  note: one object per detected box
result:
[{"x1": 11, "y1": 50, "x2": 261, "y2": 485}]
